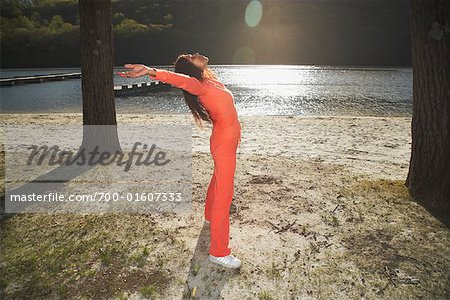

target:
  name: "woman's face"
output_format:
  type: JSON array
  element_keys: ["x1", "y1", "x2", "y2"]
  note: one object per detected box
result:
[{"x1": 183, "y1": 52, "x2": 209, "y2": 70}]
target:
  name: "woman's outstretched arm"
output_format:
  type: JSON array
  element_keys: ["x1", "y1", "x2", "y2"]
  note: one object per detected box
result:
[
  {"x1": 118, "y1": 64, "x2": 209, "y2": 96},
  {"x1": 150, "y1": 68, "x2": 210, "y2": 96}
]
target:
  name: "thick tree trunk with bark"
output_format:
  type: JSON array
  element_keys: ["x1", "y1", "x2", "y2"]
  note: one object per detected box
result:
[
  {"x1": 78, "y1": 0, "x2": 122, "y2": 155},
  {"x1": 405, "y1": 0, "x2": 450, "y2": 220}
]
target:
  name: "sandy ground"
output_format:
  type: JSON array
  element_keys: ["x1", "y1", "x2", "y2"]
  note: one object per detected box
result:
[{"x1": 0, "y1": 113, "x2": 449, "y2": 300}]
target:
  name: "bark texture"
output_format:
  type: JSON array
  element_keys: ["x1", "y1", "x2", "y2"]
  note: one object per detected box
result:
[
  {"x1": 406, "y1": 0, "x2": 450, "y2": 219},
  {"x1": 79, "y1": 0, "x2": 121, "y2": 154}
]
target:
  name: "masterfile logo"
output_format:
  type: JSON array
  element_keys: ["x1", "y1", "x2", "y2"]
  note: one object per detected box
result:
[{"x1": 4, "y1": 124, "x2": 192, "y2": 214}]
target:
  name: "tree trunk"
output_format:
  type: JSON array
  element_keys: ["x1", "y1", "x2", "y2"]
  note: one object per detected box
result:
[
  {"x1": 405, "y1": 0, "x2": 450, "y2": 221},
  {"x1": 79, "y1": 0, "x2": 122, "y2": 155}
]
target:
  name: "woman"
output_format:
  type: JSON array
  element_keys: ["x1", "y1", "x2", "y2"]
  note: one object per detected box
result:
[{"x1": 118, "y1": 53, "x2": 242, "y2": 269}]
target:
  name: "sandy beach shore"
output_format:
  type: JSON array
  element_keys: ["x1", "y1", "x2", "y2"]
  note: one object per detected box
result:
[{"x1": 1, "y1": 113, "x2": 448, "y2": 300}]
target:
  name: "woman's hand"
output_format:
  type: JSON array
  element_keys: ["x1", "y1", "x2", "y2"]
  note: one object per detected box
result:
[{"x1": 117, "y1": 64, "x2": 155, "y2": 78}]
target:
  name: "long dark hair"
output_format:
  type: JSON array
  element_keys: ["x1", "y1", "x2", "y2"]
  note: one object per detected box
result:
[{"x1": 172, "y1": 53, "x2": 217, "y2": 129}]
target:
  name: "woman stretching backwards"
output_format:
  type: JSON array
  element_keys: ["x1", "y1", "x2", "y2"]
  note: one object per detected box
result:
[{"x1": 119, "y1": 53, "x2": 242, "y2": 268}]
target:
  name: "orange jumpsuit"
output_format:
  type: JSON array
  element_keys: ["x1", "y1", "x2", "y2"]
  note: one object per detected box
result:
[{"x1": 149, "y1": 69, "x2": 241, "y2": 257}]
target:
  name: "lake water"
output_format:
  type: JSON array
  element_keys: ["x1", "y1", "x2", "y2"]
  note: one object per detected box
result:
[{"x1": 0, "y1": 65, "x2": 412, "y2": 116}]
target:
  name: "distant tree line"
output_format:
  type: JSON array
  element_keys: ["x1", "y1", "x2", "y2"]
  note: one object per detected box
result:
[{"x1": 0, "y1": 0, "x2": 412, "y2": 68}]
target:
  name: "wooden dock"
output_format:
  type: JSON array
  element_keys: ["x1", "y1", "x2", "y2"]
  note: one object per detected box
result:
[
  {"x1": 0, "y1": 72, "x2": 173, "y2": 95},
  {"x1": 113, "y1": 81, "x2": 172, "y2": 96},
  {"x1": 0, "y1": 72, "x2": 82, "y2": 86}
]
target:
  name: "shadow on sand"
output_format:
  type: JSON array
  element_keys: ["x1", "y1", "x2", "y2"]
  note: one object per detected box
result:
[{"x1": 181, "y1": 220, "x2": 241, "y2": 299}]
